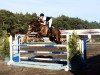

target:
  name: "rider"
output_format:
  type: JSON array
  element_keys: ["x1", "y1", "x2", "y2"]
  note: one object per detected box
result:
[{"x1": 38, "y1": 13, "x2": 52, "y2": 32}]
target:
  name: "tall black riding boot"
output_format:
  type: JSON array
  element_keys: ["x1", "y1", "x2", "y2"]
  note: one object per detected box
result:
[{"x1": 49, "y1": 27, "x2": 52, "y2": 33}]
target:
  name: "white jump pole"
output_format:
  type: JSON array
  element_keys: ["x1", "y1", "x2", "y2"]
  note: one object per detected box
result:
[
  {"x1": 8, "y1": 34, "x2": 70, "y2": 71},
  {"x1": 64, "y1": 34, "x2": 70, "y2": 71},
  {"x1": 7, "y1": 35, "x2": 14, "y2": 65}
]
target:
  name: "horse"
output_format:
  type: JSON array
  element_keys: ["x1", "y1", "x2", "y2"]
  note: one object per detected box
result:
[{"x1": 27, "y1": 19, "x2": 61, "y2": 44}]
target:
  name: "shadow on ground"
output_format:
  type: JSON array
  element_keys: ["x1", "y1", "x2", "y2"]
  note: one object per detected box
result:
[{"x1": 70, "y1": 55, "x2": 100, "y2": 75}]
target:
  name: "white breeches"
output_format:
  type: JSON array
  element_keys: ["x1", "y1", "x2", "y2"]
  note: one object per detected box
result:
[
  {"x1": 48, "y1": 18, "x2": 52, "y2": 28},
  {"x1": 42, "y1": 18, "x2": 52, "y2": 28}
]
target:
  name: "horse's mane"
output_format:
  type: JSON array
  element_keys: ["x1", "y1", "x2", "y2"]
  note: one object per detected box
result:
[
  {"x1": 28, "y1": 21, "x2": 34, "y2": 25},
  {"x1": 28, "y1": 19, "x2": 45, "y2": 27},
  {"x1": 28, "y1": 19, "x2": 38, "y2": 25}
]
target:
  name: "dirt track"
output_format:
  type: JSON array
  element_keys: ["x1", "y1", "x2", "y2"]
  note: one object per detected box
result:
[
  {"x1": 0, "y1": 60, "x2": 69, "y2": 75},
  {"x1": 0, "y1": 43, "x2": 100, "y2": 75}
]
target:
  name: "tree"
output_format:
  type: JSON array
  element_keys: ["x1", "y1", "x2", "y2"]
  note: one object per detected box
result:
[{"x1": 68, "y1": 32, "x2": 83, "y2": 71}]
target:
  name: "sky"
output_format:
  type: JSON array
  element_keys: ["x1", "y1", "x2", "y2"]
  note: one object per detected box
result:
[{"x1": 0, "y1": 0, "x2": 100, "y2": 22}]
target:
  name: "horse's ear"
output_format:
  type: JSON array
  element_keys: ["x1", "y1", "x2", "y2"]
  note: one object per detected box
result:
[
  {"x1": 28, "y1": 22, "x2": 31, "y2": 25},
  {"x1": 28, "y1": 20, "x2": 33, "y2": 25}
]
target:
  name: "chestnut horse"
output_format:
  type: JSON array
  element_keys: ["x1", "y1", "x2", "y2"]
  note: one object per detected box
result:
[{"x1": 27, "y1": 20, "x2": 61, "y2": 44}]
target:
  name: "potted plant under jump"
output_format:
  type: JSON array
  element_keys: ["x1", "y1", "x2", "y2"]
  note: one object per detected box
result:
[{"x1": 68, "y1": 32, "x2": 83, "y2": 71}]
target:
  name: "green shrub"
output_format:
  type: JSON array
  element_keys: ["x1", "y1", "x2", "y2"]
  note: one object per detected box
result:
[
  {"x1": 68, "y1": 32, "x2": 81, "y2": 63},
  {"x1": 0, "y1": 34, "x2": 10, "y2": 59}
]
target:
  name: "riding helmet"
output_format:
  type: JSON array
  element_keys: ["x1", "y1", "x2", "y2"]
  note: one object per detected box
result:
[{"x1": 40, "y1": 13, "x2": 44, "y2": 16}]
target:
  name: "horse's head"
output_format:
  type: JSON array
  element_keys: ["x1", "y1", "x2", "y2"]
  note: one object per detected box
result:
[{"x1": 27, "y1": 19, "x2": 41, "y2": 34}]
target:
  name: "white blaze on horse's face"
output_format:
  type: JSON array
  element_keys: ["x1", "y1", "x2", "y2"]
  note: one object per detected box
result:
[
  {"x1": 28, "y1": 25, "x2": 32, "y2": 30},
  {"x1": 29, "y1": 25, "x2": 31, "y2": 29},
  {"x1": 29, "y1": 25, "x2": 30, "y2": 28}
]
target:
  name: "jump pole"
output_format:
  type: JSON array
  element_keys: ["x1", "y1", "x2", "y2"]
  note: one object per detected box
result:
[
  {"x1": 83, "y1": 38, "x2": 87, "y2": 66},
  {"x1": 7, "y1": 35, "x2": 14, "y2": 65},
  {"x1": 8, "y1": 35, "x2": 68, "y2": 71},
  {"x1": 64, "y1": 34, "x2": 70, "y2": 71},
  {"x1": 7, "y1": 34, "x2": 86, "y2": 71}
]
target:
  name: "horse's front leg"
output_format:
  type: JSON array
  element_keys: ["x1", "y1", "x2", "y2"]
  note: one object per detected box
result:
[
  {"x1": 37, "y1": 31, "x2": 41, "y2": 37},
  {"x1": 35, "y1": 32, "x2": 42, "y2": 42}
]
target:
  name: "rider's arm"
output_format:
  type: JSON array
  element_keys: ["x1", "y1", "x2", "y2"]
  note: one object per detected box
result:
[
  {"x1": 42, "y1": 16, "x2": 46, "y2": 25},
  {"x1": 38, "y1": 16, "x2": 46, "y2": 25}
]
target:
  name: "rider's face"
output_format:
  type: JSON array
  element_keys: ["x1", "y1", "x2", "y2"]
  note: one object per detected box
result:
[{"x1": 40, "y1": 16, "x2": 43, "y2": 19}]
